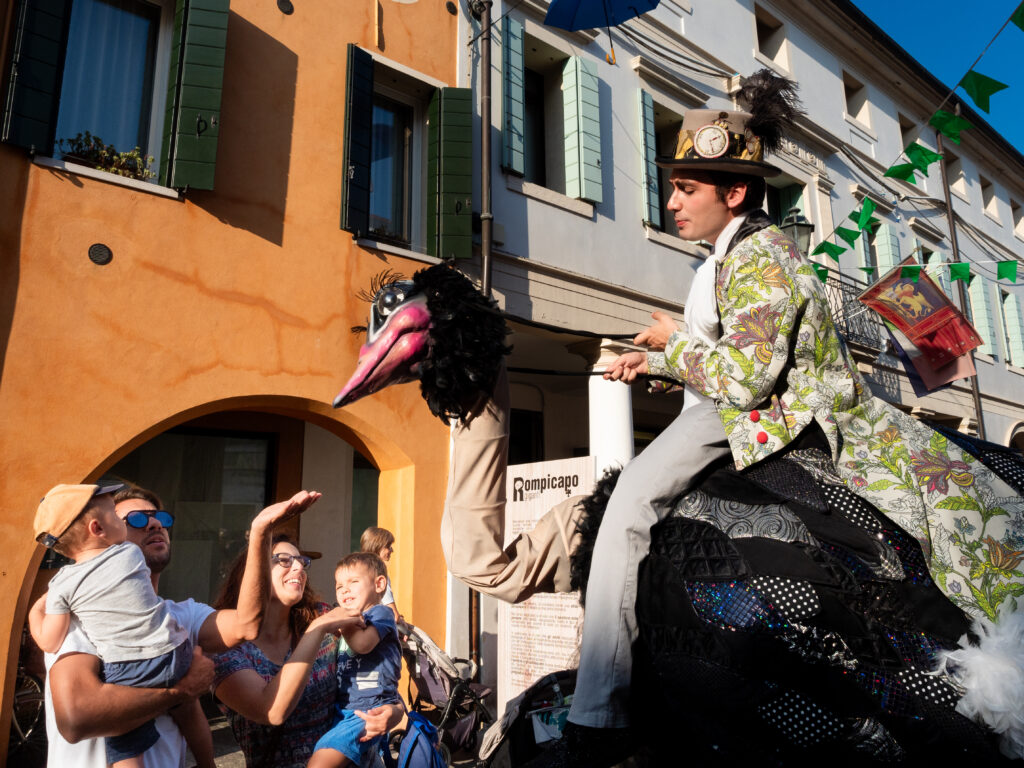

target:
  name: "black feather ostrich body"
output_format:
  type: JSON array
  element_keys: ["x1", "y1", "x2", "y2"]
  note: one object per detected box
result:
[{"x1": 334, "y1": 262, "x2": 1024, "y2": 763}]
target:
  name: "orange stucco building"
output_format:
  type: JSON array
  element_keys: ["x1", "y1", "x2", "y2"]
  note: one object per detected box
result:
[{"x1": 0, "y1": 0, "x2": 462, "y2": 753}]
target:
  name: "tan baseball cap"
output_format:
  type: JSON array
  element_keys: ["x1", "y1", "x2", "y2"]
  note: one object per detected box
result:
[{"x1": 34, "y1": 483, "x2": 124, "y2": 548}]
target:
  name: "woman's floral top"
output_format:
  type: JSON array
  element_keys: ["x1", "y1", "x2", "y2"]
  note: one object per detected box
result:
[
  {"x1": 649, "y1": 225, "x2": 1023, "y2": 620},
  {"x1": 213, "y1": 605, "x2": 338, "y2": 768}
]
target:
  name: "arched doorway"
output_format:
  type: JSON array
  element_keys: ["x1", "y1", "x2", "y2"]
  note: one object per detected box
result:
[
  {"x1": 8, "y1": 392, "x2": 449, "y2": 766},
  {"x1": 99, "y1": 409, "x2": 380, "y2": 604}
]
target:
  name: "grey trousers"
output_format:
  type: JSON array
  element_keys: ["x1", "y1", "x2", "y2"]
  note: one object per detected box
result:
[{"x1": 568, "y1": 399, "x2": 730, "y2": 728}]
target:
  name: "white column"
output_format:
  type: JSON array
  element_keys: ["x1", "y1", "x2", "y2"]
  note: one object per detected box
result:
[{"x1": 575, "y1": 340, "x2": 636, "y2": 475}]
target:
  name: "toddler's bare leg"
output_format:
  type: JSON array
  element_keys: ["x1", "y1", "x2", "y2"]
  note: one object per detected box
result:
[{"x1": 169, "y1": 698, "x2": 214, "y2": 768}]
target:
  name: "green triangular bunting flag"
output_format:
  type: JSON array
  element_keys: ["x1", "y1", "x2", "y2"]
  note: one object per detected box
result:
[
  {"x1": 835, "y1": 226, "x2": 861, "y2": 247},
  {"x1": 812, "y1": 263, "x2": 829, "y2": 283},
  {"x1": 930, "y1": 110, "x2": 974, "y2": 145},
  {"x1": 884, "y1": 163, "x2": 917, "y2": 183},
  {"x1": 859, "y1": 267, "x2": 876, "y2": 277},
  {"x1": 949, "y1": 262, "x2": 971, "y2": 282},
  {"x1": 997, "y1": 260, "x2": 1019, "y2": 282},
  {"x1": 856, "y1": 198, "x2": 877, "y2": 231},
  {"x1": 959, "y1": 71, "x2": 1009, "y2": 113},
  {"x1": 905, "y1": 142, "x2": 943, "y2": 174},
  {"x1": 900, "y1": 265, "x2": 922, "y2": 282},
  {"x1": 812, "y1": 241, "x2": 846, "y2": 261},
  {"x1": 1013, "y1": 1, "x2": 1024, "y2": 32}
]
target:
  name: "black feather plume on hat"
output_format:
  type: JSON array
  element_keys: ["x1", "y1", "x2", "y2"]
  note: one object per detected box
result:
[
  {"x1": 741, "y1": 68, "x2": 804, "y2": 155},
  {"x1": 412, "y1": 263, "x2": 512, "y2": 424}
]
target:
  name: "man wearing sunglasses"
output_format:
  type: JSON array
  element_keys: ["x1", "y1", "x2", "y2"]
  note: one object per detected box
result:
[{"x1": 41, "y1": 483, "x2": 321, "y2": 768}]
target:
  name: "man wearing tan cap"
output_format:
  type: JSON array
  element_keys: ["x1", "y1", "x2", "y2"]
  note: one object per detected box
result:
[{"x1": 31, "y1": 482, "x2": 320, "y2": 768}]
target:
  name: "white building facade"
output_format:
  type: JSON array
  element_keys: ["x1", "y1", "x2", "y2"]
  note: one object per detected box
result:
[{"x1": 444, "y1": 0, "x2": 1024, "y2": 681}]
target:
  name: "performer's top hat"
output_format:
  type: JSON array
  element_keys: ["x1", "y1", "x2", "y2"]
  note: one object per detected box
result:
[{"x1": 656, "y1": 69, "x2": 802, "y2": 178}]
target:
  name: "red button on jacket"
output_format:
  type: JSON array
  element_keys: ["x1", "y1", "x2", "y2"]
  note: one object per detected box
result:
[
  {"x1": 756, "y1": 431, "x2": 768, "y2": 444},
  {"x1": 749, "y1": 409, "x2": 760, "y2": 422}
]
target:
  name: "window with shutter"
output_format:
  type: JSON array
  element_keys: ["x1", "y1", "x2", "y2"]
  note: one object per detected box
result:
[
  {"x1": 637, "y1": 89, "x2": 660, "y2": 229},
  {"x1": 501, "y1": 24, "x2": 602, "y2": 204},
  {"x1": 427, "y1": 87, "x2": 472, "y2": 260},
  {"x1": 2, "y1": 0, "x2": 73, "y2": 152},
  {"x1": 340, "y1": 43, "x2": 373, "y2": 236},
  {"x1": 562, "y1": 55, "x2": 601, "y2": 203},
  {"x1": 3, "y1": 0, "x2": 227, "y2": 189},
  {"x1": 160, "y1": 0, "x2": 229, "y2": 190},
  {"x1": 1001, "y1": 290, "x2": 1024, "y2": 367},
  {"x1": 968, "y1": 275, "x2": 996, "y2": 357},
  {"x1": 874, "y1": 223, "x2": 900, "y2": 277},
  {"x1": 340, "y1": 46, "x2": 450, "y2": 255},
  {"x1": 501, "y1": 16, "x2": 524, "y2": 176}
]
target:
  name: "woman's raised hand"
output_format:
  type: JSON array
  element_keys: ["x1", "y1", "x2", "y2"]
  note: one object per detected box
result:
[{"x1": 310, "y1": 606, "x2": 365, "y2": 636}]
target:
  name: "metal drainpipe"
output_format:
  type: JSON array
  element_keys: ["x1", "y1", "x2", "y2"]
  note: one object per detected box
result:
[
  {"x1": 479, "y1": 0, "x2": 494, "y2": 298},
  {"x1": 468, "y1": 0, "x2": 494, "y2": 676},
  {"x1": 936, "y1": 128, "x2": 987, "y2": 440}
]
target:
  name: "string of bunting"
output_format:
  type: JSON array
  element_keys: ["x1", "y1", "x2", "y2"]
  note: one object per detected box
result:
[{"x1": 808, "y1": 2, "x2": 1024, "y2": 286}]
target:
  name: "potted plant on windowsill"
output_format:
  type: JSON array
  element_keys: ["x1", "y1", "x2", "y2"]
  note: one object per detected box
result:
[{"x1": 57, "y1": 132, "x2": 155, "y2": 182}]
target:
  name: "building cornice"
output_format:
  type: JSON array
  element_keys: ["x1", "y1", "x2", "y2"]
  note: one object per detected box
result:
[{"x1": 630, "y1": 55, "x2": 710, "y2": 107}]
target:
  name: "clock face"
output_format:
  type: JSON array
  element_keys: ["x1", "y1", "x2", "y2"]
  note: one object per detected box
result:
[{"x1": 693, "y1": 125, "x2": 730, "y2": 158}]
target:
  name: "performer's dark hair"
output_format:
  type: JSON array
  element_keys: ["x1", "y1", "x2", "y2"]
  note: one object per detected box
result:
[{"x1": 709, "y1": 173, "x2": 767, "y2": 214}]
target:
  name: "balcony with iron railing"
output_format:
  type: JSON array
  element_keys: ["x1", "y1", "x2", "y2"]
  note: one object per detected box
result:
[{"x1": 817, "y1": 263, "x2": 885, "y2": 351}]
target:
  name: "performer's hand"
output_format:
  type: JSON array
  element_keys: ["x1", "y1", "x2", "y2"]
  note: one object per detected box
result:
[
  {"x1": 634, "y1": 311, "x2": 678, "y2": 351},
  {"x1": 604, "y1": 352, "x2": 648, "y2": 383}
]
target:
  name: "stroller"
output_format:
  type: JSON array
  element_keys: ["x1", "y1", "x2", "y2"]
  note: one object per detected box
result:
[
  {"x1": 392, "y1": 621, "x2": 494, "y2": 765},
  {"x1": 478, "y1": 669, "x2": 576, "y2": 768}
]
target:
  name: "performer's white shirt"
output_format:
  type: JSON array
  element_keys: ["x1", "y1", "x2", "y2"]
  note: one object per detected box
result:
[{"x1": 680, "y1": 212, "x2": 749, "y2": 411}]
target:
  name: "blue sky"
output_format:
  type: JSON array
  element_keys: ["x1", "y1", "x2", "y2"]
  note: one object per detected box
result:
[{"x1": 850, "y1": 0, "x2": 1024, "y2": 155}]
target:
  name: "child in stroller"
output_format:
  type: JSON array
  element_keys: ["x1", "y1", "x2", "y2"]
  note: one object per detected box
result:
[{"x1": 391, "y1": 621, "x2": 494, "y2": 765}]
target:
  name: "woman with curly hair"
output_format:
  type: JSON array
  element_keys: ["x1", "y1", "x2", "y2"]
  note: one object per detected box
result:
[{"x1": 212, "y1": 535, "x2": 403, "y2": 767}]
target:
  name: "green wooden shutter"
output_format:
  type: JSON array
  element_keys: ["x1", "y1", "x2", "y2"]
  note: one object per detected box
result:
[
  {"x1": 779, "y1": 184, "x2": 805, "y2": 219},
  {"x1": 340, "y1": 44, "x2": 373, "y2": 235},
  {"x1": 159, "y1": 0, "x2": 228, "y2": 190},
  {"x1": 427, "y1": 87, "x2": 473, "y2": 260},
  {"x1": 1, "y1": 0, "x2": 72, "y2": 153},
  {"x1": 563, "y1": 55, "x2": 601, "y2": 203},
  {"x1": 637, "y1": 89, "x2": 660, "y2": 229},
  {"x1": 968, "y1": 275, "x2": 996, "y2": 356},
  {"x1": 874, "y1": 223, "x2": 899, "y2": 276},
  {"x1": 501, "y1": 17, "x2": 524, "y2": 175},
  {"x1": 1003, "y1": 292, "x2": 1024, "y2": 366}
]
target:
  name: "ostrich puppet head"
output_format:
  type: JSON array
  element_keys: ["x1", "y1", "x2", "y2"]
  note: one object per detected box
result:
[{"x1": 333, "y1": 263, "x2": 511, "y2": 422}]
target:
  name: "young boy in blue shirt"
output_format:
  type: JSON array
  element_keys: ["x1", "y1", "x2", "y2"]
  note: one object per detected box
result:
[{"x1": 309, "y1": 552, "x2": 403, "y2": 767}]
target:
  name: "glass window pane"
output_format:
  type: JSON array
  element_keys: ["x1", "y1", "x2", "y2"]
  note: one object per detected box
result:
[
  {"x1": 369, "y1": 95, "x2": 412, "y2": 241},
  {"x1": 107, "y1": 431, "x2": 272, "y2": 605},
  {"x1": 55, "y1": 0, "x2": 159, "y2": 156}
]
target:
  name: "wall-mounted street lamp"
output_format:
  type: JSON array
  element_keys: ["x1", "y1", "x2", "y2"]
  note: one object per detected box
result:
[{"x1": 780, "y1": 206, "x2": 815, "y2": 256}]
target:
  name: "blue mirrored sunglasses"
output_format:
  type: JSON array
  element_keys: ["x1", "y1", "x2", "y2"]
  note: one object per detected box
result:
[
  {"x1": 124, "y1": 510, "x2": 175, "y2": 529},
  {"x1": 271, "y1": 553, "x2": 311, "y2": 570}
]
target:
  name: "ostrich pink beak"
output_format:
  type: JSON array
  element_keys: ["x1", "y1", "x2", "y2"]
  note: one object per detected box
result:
[{"x1": 333, "y1": 296, "x2": 432, "y2": 408}]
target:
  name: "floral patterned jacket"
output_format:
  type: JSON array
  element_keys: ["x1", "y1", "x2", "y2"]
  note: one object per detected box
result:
[{"x1": 648, "y1": 225, "x2": 1024, "y2": 621}]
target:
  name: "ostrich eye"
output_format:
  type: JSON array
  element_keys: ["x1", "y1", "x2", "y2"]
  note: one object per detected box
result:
[{"x1": 376, "y1": 287, "x2": 405, "y2": 317}]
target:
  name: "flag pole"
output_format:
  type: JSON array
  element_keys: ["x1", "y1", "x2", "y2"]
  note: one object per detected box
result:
[{"x1": 936, "y1": 118, "x2": 987, "y2": 440}]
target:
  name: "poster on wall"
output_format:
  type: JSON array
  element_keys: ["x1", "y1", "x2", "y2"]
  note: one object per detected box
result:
[{"x1": 497, "y1": 456, "x2": 594, "y2": 712}]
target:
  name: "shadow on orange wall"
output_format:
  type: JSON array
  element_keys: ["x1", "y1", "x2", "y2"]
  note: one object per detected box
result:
[{"x1": 189, "y1": 13, "x2": 298, "y2": 246}]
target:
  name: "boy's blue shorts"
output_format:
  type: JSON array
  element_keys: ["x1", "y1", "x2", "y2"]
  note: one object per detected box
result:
[
  {"x1": 313, "y1": 710, "x2": 384, "y2": 766},
  {"x1": 102, "y1": 640, "x2": 192, "y2": 764}
]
